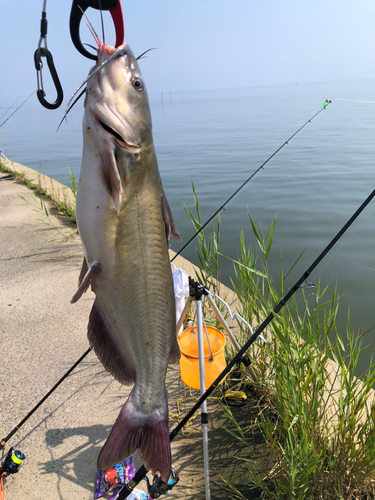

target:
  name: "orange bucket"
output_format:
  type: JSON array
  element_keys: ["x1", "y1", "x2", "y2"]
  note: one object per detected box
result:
[{"x1": 177, "y1": 325, "x2": 227, "y2": 390}]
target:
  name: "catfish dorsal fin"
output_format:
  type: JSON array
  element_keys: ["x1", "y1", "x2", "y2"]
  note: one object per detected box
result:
[{"x1": 161, "y1": 189, "x2": 181, "y2": 243}]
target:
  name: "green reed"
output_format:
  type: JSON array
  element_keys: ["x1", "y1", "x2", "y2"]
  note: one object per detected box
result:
[
  {"x1": 0, "y1": 162, "x2": 77, "y2": 221},
  {"x1": 182, "y1": 180, "x2": 222, "y2": 295},
  {"x1": 184, "y1": 193, "x2": 375, "y2": 499}
]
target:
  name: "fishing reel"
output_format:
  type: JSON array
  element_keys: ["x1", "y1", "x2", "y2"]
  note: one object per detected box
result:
[
  {"x1": 0, "y1": 447, "x2": 26, "y2": 476},
  {"x1": 144, "y1": 467, "x2": 179, "y2": 499}
]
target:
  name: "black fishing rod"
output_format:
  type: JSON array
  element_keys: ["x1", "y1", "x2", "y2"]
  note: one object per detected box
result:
[
  {"x1": 0, "y1": 347, "x2": 92, "y2": 452},
  {"x1": 0, "y1": 91, "x2": 36, "y2": 129},
  {"x1": 0, "y1": 97, "x2": 21, "y2": 122},
  {"x1": 119, "y1": 184, "x2": 375, "y2": 498},
  {"x1": 171, "y1": 99, "x2": 334, "y2": 262}
]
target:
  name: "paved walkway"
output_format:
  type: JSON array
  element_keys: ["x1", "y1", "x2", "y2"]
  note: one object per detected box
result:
[{"x1": 0, "y1": 168, "x2": 259, "y2": 500}]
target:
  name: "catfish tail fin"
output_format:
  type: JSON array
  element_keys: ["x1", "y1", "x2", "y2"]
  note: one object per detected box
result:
[{"x1": 97, "y1": 388, "x2": 171, "y2": 482}]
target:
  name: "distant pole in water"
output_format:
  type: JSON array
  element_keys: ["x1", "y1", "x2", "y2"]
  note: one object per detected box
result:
[
  {"x1": 161, "y1": 91, "x2": 163, "y2": 104},
  {"x1": 170, "y1": 92, "x2": 172, "y2": 102}
]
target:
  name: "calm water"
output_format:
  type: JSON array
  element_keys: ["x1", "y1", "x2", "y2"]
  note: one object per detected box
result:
[{"x1": 1, "y1": 79, "x2": 375, "y2": 367}]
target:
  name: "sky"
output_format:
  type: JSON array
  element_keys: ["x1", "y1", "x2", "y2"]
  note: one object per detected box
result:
[{"x1": 1, "y1": 0, "x2": 375, "y2": 107}]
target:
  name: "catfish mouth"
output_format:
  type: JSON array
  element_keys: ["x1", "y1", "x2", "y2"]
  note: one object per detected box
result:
[{"x1": 99, "y1": 119, "x2": 140, "y2": 150}]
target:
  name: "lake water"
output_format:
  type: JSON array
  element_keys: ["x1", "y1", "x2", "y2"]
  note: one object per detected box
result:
[{"x1": 1, "y1": 78, "x2": 375, "y2": 368}]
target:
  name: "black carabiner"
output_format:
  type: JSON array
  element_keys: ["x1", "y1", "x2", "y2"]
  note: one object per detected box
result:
[{"x1": 34, "y1": 47, "x2": 64, "y2": 110}]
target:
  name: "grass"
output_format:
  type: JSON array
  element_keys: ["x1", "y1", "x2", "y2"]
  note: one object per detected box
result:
[
  {"x1": 0, "y1": 159, "x2": 78, "y2": 240},
  {"x1": 19, "y1": 194, "x2": 77, "y2": 241},
  {"x1": 182, "y1": 180, "x2": 222, "y2": 293},
  {"x1": 185, "y1": 192, "x2": 375, "y2": 499},
  {"x1": 0, "y1": 160, "x2": 77, "y2": 221},
  {"x1": 181, "y1": 181, "x2": 237, "y2": 332}
]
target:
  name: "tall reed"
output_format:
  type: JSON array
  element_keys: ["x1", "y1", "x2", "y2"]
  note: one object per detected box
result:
[
  {"x1": 185, "y1": 193, "x2": 375, "y2": 499},
  {"x1": 182, "y1": 181, "x2": 222, "y2": 294}
]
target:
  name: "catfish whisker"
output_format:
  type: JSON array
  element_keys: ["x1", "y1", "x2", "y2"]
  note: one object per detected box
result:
[
  {"x1": 84, "y1": 43, "x2": 98, "y2": 51},
  {"x1": 57, "y1": 87, "x2": 86, "y2": 131},
  {"x1": 136, "y1": 48, "x2": 157, "y2": 60}
]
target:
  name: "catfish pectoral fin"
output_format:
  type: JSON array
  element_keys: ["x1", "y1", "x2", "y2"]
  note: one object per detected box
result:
[
  {"x1": 97, "y1": 389, "x2": 171, "y2": 482},
  {"x1": 161, "y1": 190, "x2": 181, "y2": 243},
  {"x1": 78, "y1": 257, "x2": 88, "y2": 286},
  {"x1": 88, "y1": 300, "x2": 136, "y2": 385},
  {"x1": 71, "y1": 260, "x2": 102, "y2": 304},
  {"x1": 100, "y1": 150, "x2": 123, "y2": 214}
]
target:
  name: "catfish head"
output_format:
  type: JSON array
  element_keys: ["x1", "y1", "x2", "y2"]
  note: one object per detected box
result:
[{"x1": 83, "y1": 43, "x2": 155, "y2": 213}]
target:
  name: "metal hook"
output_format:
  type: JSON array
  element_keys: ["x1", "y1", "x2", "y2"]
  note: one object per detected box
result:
[{"x1": 34, "y1": 47, "x2": 64, "y2": 110}]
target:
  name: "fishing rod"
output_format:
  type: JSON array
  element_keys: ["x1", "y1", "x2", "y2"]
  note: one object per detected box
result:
[
  {"x1": 119, "y1": 183, "x2": 375, "y2": 499},
  {"x1": 0, "y1": 347, "x2": 92, "y2": 452},
  {"x1": 0, "y1": 98, "x2": 21, "y2": 122},
  {"x1": 171, "y1": 98, "x2": 334, "y2": 263},
  {"x1": 0, "y1": 91, "x2": 36, "y2": 129},
  {"x1": 0, "y1": 346, "x2": 92, "y2": 497}
]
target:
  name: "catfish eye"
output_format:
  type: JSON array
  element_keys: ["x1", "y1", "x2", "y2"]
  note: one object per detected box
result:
[{"x1": 132, "y1": 77, "x2": 144, "y2": 92}]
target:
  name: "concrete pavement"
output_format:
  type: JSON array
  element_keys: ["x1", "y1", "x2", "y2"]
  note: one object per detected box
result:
[{"x1": 0, "y1": 165, "x2": 260, "y2": 500}]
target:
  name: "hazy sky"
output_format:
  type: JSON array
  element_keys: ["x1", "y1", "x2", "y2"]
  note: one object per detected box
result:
[{"x1": 1, "y1": 0, "x2": 374, "y2": 107}]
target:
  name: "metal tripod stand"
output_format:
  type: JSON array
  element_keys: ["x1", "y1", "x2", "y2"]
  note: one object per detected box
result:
[{"x1": 176, "y1": 277, "x2": 259, "y2": 500}]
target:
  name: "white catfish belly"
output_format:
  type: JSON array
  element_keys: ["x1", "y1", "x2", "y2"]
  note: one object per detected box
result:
[{"x1": 76, "y1": 142, "x2": 113, "y2": 263}]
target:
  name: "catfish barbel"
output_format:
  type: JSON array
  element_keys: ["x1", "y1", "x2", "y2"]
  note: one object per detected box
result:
[{"x1": 71, "y1": 41, "x2": 181, "y2": 482}]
